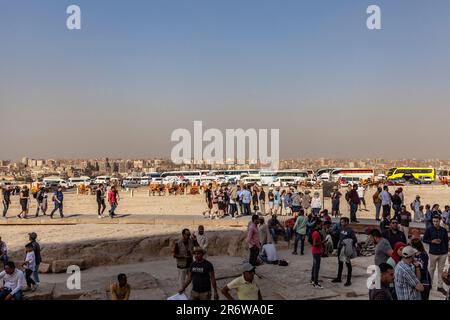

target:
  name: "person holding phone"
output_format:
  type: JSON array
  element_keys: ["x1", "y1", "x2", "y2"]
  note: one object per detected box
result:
[{"x1": 423, "y1": 215, "x2": 449, "y2": 296}]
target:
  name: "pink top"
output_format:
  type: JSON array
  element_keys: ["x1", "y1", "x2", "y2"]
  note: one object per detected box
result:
[{"x1": 247, "y1": 223, "x2": 261, "y2": 249}]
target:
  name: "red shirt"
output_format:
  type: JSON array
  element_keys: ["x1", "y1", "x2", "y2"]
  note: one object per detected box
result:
[
  {"x1": 311, "y1": 231, "x2": 322, "y2": 255},
  {"x1": 247, "y1": 222, "x2": 261, "y2": 249}
]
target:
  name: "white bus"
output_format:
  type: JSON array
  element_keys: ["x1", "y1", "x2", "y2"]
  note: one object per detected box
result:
[
  {"x1": 315, "y1": 168, "x2": 340, "y2": 181},
  {"x1": 68, "y1": 176, "x2": 91, "y2": 188},
  {"x1": 209, "y1": 169, "x2": 260, "y2": 182},
  {"x1": 160, "y1": 171, "x2": 204, "y2": 183},
  {"x1": 260, "y1": 171, "x2": 277, "y2": 186},
  {"x1": 276, "y1": 170, "x2": 309, "y2": 181},
  {"x1": 330, "y1": 168, "x2": 375, "y2": 182}
]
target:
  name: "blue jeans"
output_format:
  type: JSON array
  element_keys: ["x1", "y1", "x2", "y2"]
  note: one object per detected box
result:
[
  {"x1": 0, "y1": 288, "x2": 23, "y2": 300},
  {"x1": 109, "y1": 203, "x2": 117, "y2": 215},
  {"x1": 311, "y1": 254, "x2": 321, "y2": 284},
  {"x1": 242, "y1": 203, "x2": 251, "y2": 216},
  {"x1": 293, "y1": 233, "x2": 305, "y2": 254},
  {"x1": 33, "y1": 264, "x2": 40, "y2": 283}
]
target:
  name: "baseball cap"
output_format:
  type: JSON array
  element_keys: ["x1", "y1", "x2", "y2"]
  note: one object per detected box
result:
[
  {"x1": 242, "y1": 262, "x2": 256, "y2": 273},
  {"x1": 401, "y1": 246, "x2": 418, "y2": 258}
]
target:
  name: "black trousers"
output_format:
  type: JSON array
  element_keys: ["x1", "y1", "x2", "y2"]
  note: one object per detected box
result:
[
  {"x1": 336, "y1": 248, "x2": 352, "y2": 282},
  {"x1": 249, "y1": 246, "x2": 259, "y2": 266},
  {"x1": 97, "y1": 200, "x2": 106, "y2": 215},
  {"x1": 2, "y1": 200, "x2": 9, "y2": 217},
  {"x1": 25, "y1": 269, "x2": 36, "y2": 287},
  {"x1": 382, "y1": 205, "x2": 391, "y2": 218}
]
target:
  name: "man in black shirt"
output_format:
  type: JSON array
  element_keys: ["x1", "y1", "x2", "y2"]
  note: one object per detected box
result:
[
  {"x1": 381, "y1": 218, "x2": 407, "y2": 249},
  {"x1": 2, "y1": 186, "x2": 11, "y2": 218},
  {"x1": 369, "y1": 263, "x2": 395, "y2": 300},
  {"x1": 96, "y1": 184, "x2": 106, "y2": 218},
  {"x1": 178, "y1": 247, "x2": 218, "y2": 300}
]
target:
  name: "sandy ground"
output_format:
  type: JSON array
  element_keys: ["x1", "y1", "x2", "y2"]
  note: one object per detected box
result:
[
  {"x1": 4, "y1": 184, "x2": 450, "y2": 218},
  {"x1": 1, "y1": 184, "x2": 449, "y2": 249}
]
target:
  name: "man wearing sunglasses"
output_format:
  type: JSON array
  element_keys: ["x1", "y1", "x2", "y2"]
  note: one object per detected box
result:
[{"x1": 381, "y1": 218, "x2": 407, "y2": 249}]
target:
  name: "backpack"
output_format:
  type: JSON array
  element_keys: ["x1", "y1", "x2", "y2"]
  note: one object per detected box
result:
[
  {"x1": 410, "y1": 201, "x2": 415, "y2": 211},
  {"x1": 32, "y1": 192, "x2": 38, "y2": 199},
  {"x1": 278, "y1": 260, "x2": 289, "y2": 267}
]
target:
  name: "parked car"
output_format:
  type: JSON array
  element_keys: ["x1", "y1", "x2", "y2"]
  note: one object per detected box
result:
[{"x1": 419, "y1": 176, "x2": 433, "y2": 184}]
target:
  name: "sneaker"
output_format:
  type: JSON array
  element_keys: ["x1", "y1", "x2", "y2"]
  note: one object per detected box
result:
[
  {"x1": 98, "y1": 215, "x2": 103, "y2": 219},
  {"x1": 437, "y1": 287, "x2": 448, "y2": 296},
  {"x1": 309, "y1": 280, "x2": 315, "y2": 285},
  {"x1": 313, "y1": 283, "x2": 323, "y2": 289},
  {"x1": 331, "y1": 278, "x2": 342, "y2": 283}
]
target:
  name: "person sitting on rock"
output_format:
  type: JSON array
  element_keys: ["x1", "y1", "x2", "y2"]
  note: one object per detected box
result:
[{"x1": 111, "y1": 273, "x2": 131, "y2": 300}]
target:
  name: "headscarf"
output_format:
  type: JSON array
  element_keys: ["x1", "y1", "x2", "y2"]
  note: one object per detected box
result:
[{"x1": 391, "y1": 242, "x2": 407, "y2": 264}]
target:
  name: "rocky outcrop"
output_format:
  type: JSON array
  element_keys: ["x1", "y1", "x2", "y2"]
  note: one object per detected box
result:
[{"x1": 9, "y1": 230, "x2": 248, "y2": 274}]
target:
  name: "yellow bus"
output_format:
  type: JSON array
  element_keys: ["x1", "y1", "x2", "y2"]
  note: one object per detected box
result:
[{"x1": 387, "y1": 167, "x2": 435, "y2": 181}]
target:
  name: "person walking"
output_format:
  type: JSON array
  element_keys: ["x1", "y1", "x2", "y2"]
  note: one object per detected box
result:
[
  {"x1": 372, "y1": 187, "x2": 382, "y2": 221},
  {"x1": 96, "y1": 184, "x2": 107, "y2": 218},
  {"x1": 259, "y1": 188, "x2": 266, "y2": 215},
  {"x1": 28, "y1": 232, "x2": 41, "y2": 287},
  {"x1": 23, "y1": 243, "x2": 37, "y2": 291},
  {"x1": 292, "y1": 211, "x2": 307, "y2": 255},
  {"x1": 347, "y1": 184, "x2": 360, "y2": 223},
  {"x1": 108, "y1": 185, "x2": 119, "y2": 218},
  {"x1": 247, "y1": 215, "x2": 261, "y2": 266},
  {"x1": 50, "y1": 186, "x2": 64, "y2": 219},
  {"x1": 380, "y1": 186, "x2": 392, "y2": 218},
  {"x1": 173, "y1": 228, "x2": 198, "y2": 288},
  {"x1": 35, "y1": 187, "x2": 46, "y2": 217},
  {"x1": 1, "y1": 186, "x2": 11, "y2": 218},
  {"x1": 178, "y1": 247, "x2": 219, "y2": 300},
  {"x1": 423, "y1": 215, "x2": 449, "y2": 296},
  {"x1": 17, "y1": 185, "x2": 30, "y2": 219}
]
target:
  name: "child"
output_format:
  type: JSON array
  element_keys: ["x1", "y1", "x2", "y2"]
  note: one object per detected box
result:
[{"x1": 23, "y1": 243, "x2": 36, "y2": 291}]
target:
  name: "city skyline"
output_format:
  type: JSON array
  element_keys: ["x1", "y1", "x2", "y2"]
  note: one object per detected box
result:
[{"x1": 2, "y1": 1, "x2": 450, "y2": 159}]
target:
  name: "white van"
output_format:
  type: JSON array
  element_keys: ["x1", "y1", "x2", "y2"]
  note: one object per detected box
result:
[
  {"x1": 94, "y1": 176, "x2": 111, "y2": 185},
  {"x1": 42, "y1": 177, "x2": 69, "y2": 189},
  {"x1": 68, "y1": 176, "x2": 91, "y2": 188}
]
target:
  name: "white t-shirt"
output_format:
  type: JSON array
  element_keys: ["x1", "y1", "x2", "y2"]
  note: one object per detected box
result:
[
  {"x1": 261, "y1": 243, "x2": 278, "y2": 262},
  {"x1": 25, "y1": 251, "x2": 36, "y2": 271},
  {"x1": 357, "y1": 187, "x2": 365, "y2": 198}
]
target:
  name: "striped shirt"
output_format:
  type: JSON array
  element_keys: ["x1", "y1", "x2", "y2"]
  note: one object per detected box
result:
[{"x1": 394, "y1": 260, "x2": 421, "y2": 300}]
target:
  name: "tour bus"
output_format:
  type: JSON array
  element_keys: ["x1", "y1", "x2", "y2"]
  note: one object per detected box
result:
[
  {"x1": 338, "y1": 176, "x2": 363, "y2": 187},
  {"x1": 94, "y1": 176, "x2": 111, "y2": 185},
  {"x1": 42, "y1": 177, "x2": 69, "y2": 189},
  {"x1": 160, "y1": 171, "x2": 205, "y2": 183},
  {"x1": 240, "y1": 175, "x2": 262, "y2": 187},
  {"x1": 330, "y1": 168, "x2": 375, "y2": 182},
  {"x1": 387, "y1": 167, "x2": 435, "y2": 182},
  {"x1": 276, "y1": 169, "x2": 309, "y2": 182},
  {"x1": 209, "y1": 169, "x2": 260, "y2": 182},
  {"x1": 260, "y1": 171, "x2": 277, "y2": 186},
  {"x1": 141, "y1": 172, "x2": 161, "y2": 185},
  {"x1": 315, "y1": 168, "x2": 340, "y2": 181},
  {"x1": 68, "y1": 176, "x2": 91, "y2": 188}
]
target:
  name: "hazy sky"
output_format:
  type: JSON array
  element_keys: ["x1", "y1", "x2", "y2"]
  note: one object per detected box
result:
[{"x1": 1, "y1": 0, "x2": 450, "y2": 160}]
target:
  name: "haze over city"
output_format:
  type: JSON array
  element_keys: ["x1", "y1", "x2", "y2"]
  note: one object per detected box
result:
[{"x1": 2, "y1": 0, "x2": 450, "y2": 160}]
